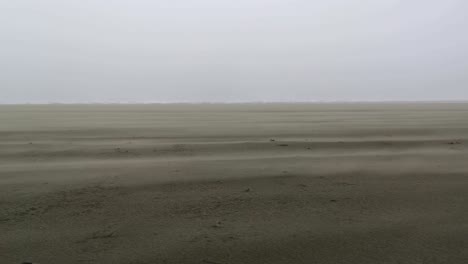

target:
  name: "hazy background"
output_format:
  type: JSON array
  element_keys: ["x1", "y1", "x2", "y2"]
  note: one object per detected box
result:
[{"x1": 1, "y1": 0, "x2": 467, "y2": 103}]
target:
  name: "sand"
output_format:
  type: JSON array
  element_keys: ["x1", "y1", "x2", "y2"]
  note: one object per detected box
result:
[{"x1": 1, "y1": 103, "x2": 468, "y2": 264}]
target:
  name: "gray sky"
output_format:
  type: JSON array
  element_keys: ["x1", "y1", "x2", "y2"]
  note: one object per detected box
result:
[{"x1": 1, "y1": 0, "x2": 467, "y2": 103}]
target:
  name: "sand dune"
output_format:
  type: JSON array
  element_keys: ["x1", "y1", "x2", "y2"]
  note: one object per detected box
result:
[{"x1": 1, "y1": 103, "x2": 468, "y2": 263}]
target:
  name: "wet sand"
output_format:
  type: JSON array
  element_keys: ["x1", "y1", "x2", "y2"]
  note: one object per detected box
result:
[{"x1": 1, "y1": 103, "x2": 468, "y2": 264}]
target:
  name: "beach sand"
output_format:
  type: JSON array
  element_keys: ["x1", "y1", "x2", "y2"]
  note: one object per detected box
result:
[{"x1": 1, "y1": 103, "x2": 468, "y2": 264}]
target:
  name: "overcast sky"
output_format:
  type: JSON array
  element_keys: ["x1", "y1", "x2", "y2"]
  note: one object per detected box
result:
[{"x1": 1, "y1": 0, "x2": 467, "y2": 103}]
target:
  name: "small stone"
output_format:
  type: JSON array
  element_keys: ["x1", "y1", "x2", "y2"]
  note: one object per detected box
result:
[{"x1": 212, "y1": 221, "x2": 223, "y2": 228}]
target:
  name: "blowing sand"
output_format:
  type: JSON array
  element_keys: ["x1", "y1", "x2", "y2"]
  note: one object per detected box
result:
[{"x1": 1, "y1": 103, "x2": 468, "y2": 264}]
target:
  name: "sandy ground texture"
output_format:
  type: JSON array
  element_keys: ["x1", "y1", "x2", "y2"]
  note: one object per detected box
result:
[{"x1": 1, "y1": 103, "x2": 468, "y2": 264}]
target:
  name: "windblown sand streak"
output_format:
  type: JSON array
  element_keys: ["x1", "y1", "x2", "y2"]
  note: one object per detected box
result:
[{"x1": 1, "y1": 103, "x2": 468, "y2": 263}]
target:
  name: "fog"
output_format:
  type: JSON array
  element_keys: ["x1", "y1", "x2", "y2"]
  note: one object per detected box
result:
[{"x1": 1, "y1": 0, "x2": 467, "y2": 103}]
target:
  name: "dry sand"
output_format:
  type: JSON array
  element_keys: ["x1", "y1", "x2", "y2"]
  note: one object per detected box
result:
[{"x1": 1, "y1": 103, "x2": 468, "y2": 264}]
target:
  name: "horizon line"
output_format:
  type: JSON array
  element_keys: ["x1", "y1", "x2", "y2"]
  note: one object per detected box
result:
[{"x1": 1, "y1": 100, "x2": 468, "y2": 105}]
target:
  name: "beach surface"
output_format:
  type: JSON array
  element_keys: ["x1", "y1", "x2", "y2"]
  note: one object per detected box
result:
[{"x1": 1, "y1": 103, "x2": 468, "y2": 264}]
